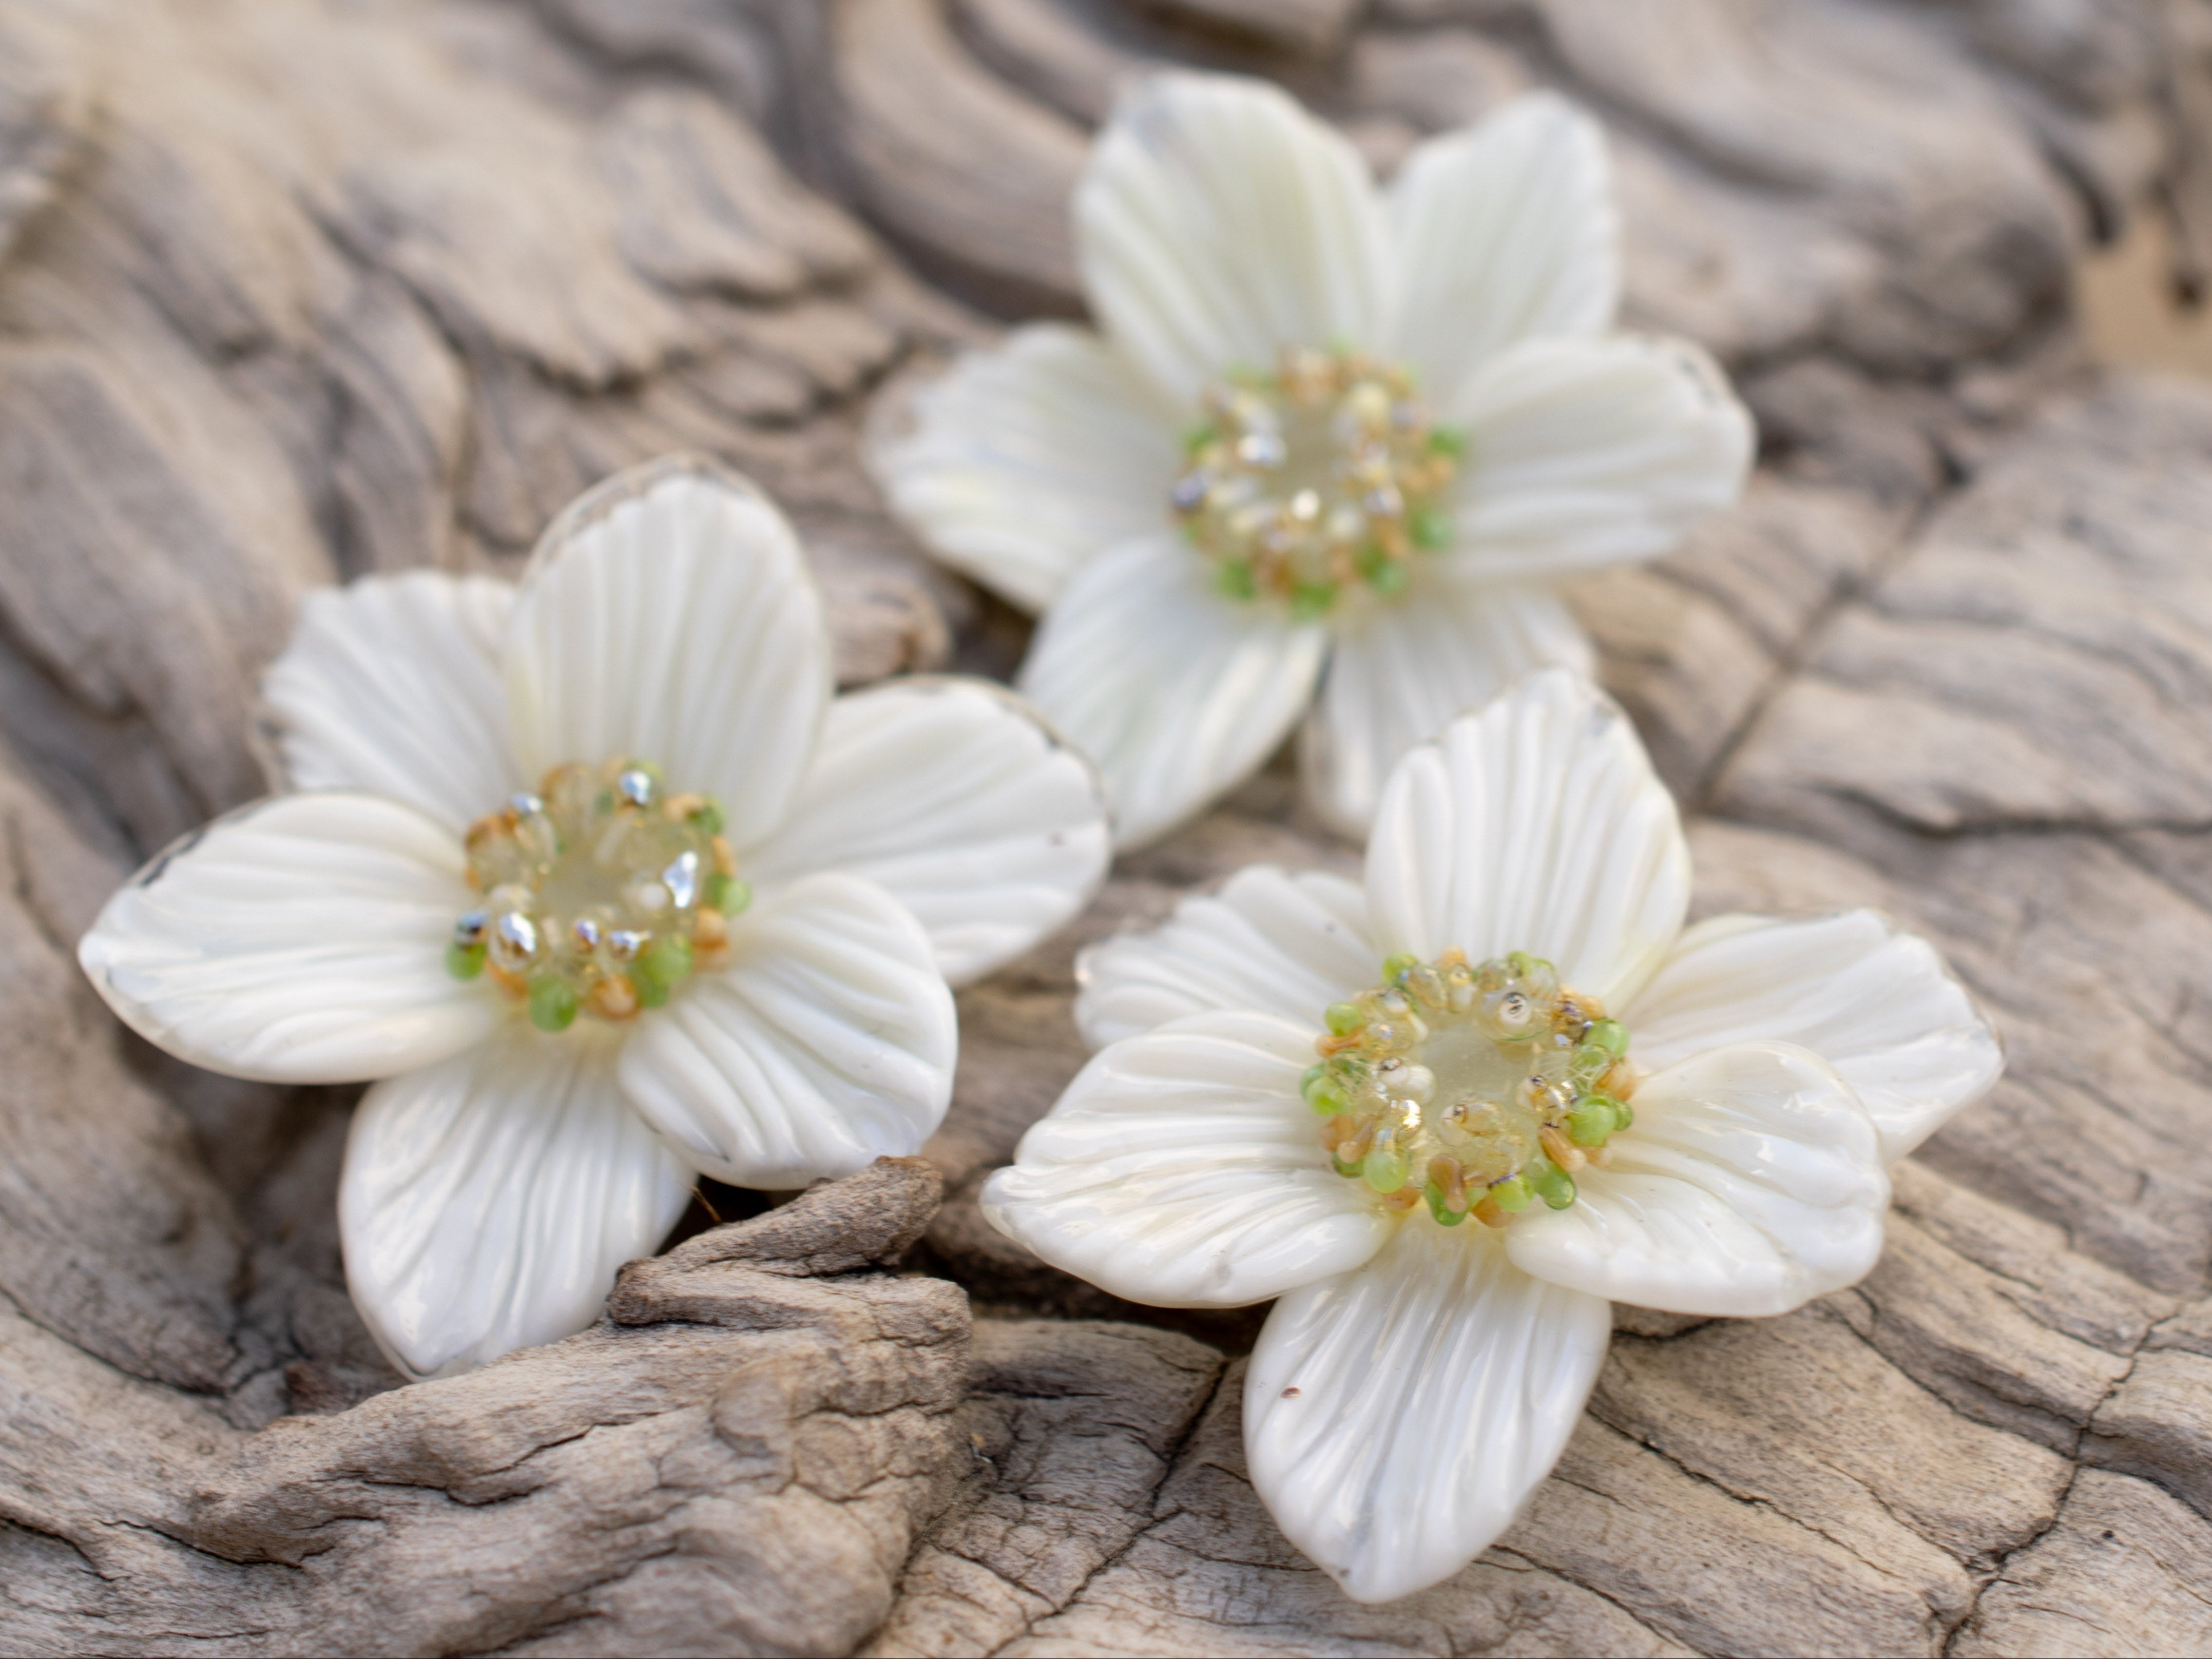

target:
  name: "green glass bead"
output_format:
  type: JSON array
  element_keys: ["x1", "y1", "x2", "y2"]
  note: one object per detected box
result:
[
  {"x1": 1613, "y1": 1099, "x2": 1634, "y2": 1132},
  {"x1": 1324, "y1": 1001, "x2": 1365, "y2": 1036},
  {"x1": 1528, "y1": 1158, "x2": 1578, "y2": 1210},
  {"x1": 1489, "y1": 1175, "x2": 1534, "y2": 1213},
  {"x1": 1301, "y1": 1066, "x2": 1349, "y2": 1116},
  {"x1": 1359, "y1": 545, "x2": 1408, "y2": 596},
  {"x1": 704, "y1": 872, "x2": 751, "y2": 915},
  {"x1": 1289, "y1": 581, "x2": 1337, "y2": 622},
  {"x1": 445, "y1": 941, "x2": 486, "y2": 981},
  {"x1": 528, "y1": 976, "x2": 579, "y2": 1033},
  {"x1": 1362, "y1": 1143, "x2": 1411, "y2": 1194},
  {"x1": 1409, "y1": 505, "x2": 1451, "y2": 551},
  {"x1": 1585, "y1": 1018, "x2": 1629, "y2": 1058},
  {"x1": 1424, "y1": 1181, "x2": 1468, "y2": 1227},
  {"x1": 1332, "y1": 1154, "x2": 1363, "y2": 1179},
  {"x1": 1566, "y1": 1105, "x2": 1615, "y2": 1148},
  {"x1": 1216, "y1": 559, "x2": 1257, "y2": 601},
  {"x1": 639, "y1": 933, "x2": 693, "y2": 989},
  {"x1": 1428, "y1": 425, "x2": 1468, "y2": 458},
  {"x1": 689, "y1": 799, "x2": 726, "y2": 836},
  {"x1": 631, "y1": 934, "x2": 695, "y2": 1009},
  {"x1": 1381, "y1": 953, "x2": 1418, "y2": 983}
]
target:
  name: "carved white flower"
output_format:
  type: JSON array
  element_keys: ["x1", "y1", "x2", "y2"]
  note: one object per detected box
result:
[
  {"x1": 873, "y1": 74, "x2": 1753, "y2": 849},
  {"x1": 983, "y1": 669, "x2": 1999, "y2": 1604},
  {"x1": 79, "y1": 457, "x2": 1111, "y2": 1381}
]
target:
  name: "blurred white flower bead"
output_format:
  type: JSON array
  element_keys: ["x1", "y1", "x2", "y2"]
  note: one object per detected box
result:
[
  {"x1": 79, "y1": 456, "x2": 1112, "y2": 1381},
  {"x1": 873, "y1": 75, "x2": 1754, "y2": 848},
  {"x1": 984, "y1": 668, "x2": 1999, "y2": 1603}
]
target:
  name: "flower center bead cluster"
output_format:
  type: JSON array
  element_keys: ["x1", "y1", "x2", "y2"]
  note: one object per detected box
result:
[
  {"x1": 1170, "y1": 346, "x2": 1464, "y2": 619},
  {"x1": 447, "y1": 759, "x2": 750, "y2": 1032},
  {"x1": 1304, "y1": 951, "x2": 1639, "y2": 1228}
]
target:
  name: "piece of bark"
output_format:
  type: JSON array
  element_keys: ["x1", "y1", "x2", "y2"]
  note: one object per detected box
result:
[
  {"x1": 2, "y1": 1160, "x2": 972, "y2": 1657},
  {"x1": 9, "y1": 2, "x2": 2212, "y2": 1654}
]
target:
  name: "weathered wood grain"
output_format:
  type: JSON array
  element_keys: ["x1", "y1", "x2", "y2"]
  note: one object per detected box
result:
[{"x1": 8, "y1": 1, "x2": 2212, "y2": 1653}]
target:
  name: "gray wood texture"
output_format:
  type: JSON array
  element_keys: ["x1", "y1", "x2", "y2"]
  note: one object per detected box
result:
[{"x1": 7, "y1": 2, "x2": 2212, "y2": 1653}]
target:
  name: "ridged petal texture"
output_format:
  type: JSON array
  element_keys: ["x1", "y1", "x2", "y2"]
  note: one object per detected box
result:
[
  {"x1": 1075, "y1": 72, "x2": 1387, "y2": 410},
  {"x1": 504, "y1": 458, "x2": 831, "y2": 852},
  {"x1": 1365, "y1": 668, "x2": 1690, "y2": 1010},
  {"x1": 1300, "y1": 570, "x2": 1593, "y2": 839},
  {"x1": 1447, "y1": 334, "x2": 1754, "y2": 580},
  {"x1": 984, "y1": 1010, "x2": 1392, "y2": 1308},
  {"x1": 615, "y1": 872, "x2": 956, "y2": 1188},
  {"x1": 341, "y1": 1022, "x2": 691, "y2": 1380},
  {"x1": 1627, "y1": 911, "x2": 2004, "y2": 1163},
  {"x1": 745, "y1": 679, "x2": 1111, "y2": 988},
  {"x1": 1384, "y1": 91, "x2": 1619, "y2": 409},
  {"x1": 1074, "y1": 865, "x2": 1373, "y2": 1050},
  {"x1": 257, "y1": 570, "x2": 520, "y2": 832},
  {"x1": 1505, "y1": 1040, "x2": 1890, "y2": 1317},
  {"x1": 1245, "y1": 1220, "x2": 1611, "y2": 1604},
  {"x1": 1020, "y1": 534, "x2": 1326, "y2": 851},
  {"x1": 77, "y1": 792, "x2": 495, "y2": 1084},
  {"x1": 869, "y1": 323, "x2": 1178, "y2": 613}
]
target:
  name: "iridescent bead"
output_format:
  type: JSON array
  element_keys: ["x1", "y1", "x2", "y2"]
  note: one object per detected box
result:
[{"x1": 661, "y1": 850, "x2": 700, "y2": 910}]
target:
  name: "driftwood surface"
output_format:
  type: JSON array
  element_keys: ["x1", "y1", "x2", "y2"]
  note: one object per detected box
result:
[{"x1": 7, "y1": 1, "x2": 2212, "y2": 1653}]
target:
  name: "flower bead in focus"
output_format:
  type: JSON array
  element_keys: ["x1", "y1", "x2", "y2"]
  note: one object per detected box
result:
[
  {"x1": 872, "y1": 74, "x2": 1754, "y2": 848},
  {"x1": 78, "y1": 455, "x2": 1112, "y2": 1382},
  {"x1": 982, "y1": 669, "x2": 2000, "y2": 1604}
]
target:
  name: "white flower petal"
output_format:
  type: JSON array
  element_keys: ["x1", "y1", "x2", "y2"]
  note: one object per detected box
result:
[
  {"x1": 983, "y1": 1010, "x2": 1392, "y2": 1307},
  {"x1": 504, "y1": 457, "x2": 831, "y2": 850},
  {"x1": 1385, "y1": 92, "x2": 1619, "y2": 409},
  {"x1": 744, "y1": 678, "x2": 1112, "y2": 988},
  {"x1": 1626, "y1": 911, "x2": 2003, "y2": 1163},
  {"x1": 1448, "y1": 334, "x2": 1753, "y2": 581},
  {"x1": 1074, "y1": 865, "x2": 1374, "y2": 1050},
  {"x1": 257, "y1": 571, "x2": 520, "y2": 833},
  {"x1": 1299, "y1": 571, "x2": 1594, "y2": 840},
  {"x1": 341, "y1": 1023, "x2": 691, "y2": 1380},
  {"x1": 1076, "y1": 72, "x2": 1389, "y2": 411},
  {"x1": 1246, "y1": 1219, "x2": 1611, "y2": 1604},
  {"x1": 1504, "y1": 1040, "x2": 1889, "y2": 1318},
  {"x1": 1365, "y1": 668, "x2": 1688, "y2": 1010},
  {"x1": 1019, "y1": 535, "x2": 1326, "y2": 851},
  {"x1": 615, "y1": 872, "x2": 955, "y2": 1188},
  {"x1": 870, "y1": 324, "x2": 1181, "y2": 613},
  {"x1": 78, "y1": 793, "x2": 496, "y2": 1084}
]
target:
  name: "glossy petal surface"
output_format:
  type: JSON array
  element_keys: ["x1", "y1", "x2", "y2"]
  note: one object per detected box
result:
[
  {"x1": 1365, "y1": 669, "x2": 1689, "y2": 1009},
  {"x1": 258, "y1": 570, "x2": 519, "y2": 832},
  {"x1": 870, "y1": 323, "x2": 1179, "y2": 613},
  {"x1": 342, "y1": 1024, "x2": 691, "y2": 1379},
  {"x1": 1385, "y1": 92, "x2": 1618, "y2": 408},
  {"x1": 504, "y1": 458, "x2": 831, "y2": 851},
  {"x1": 983, "y1": 1010, "x2": 1391, "y2": 1307},
  {"x1": 1076, "y1": 72, "x2": 1387, "y2": 410},
  {"x1": 1246, "y1": 1220, "x2": 1610, "y2": 1604},
  {"x1": 78, "y1": 792, "x2": 494, "y2": 1083},
  {"x1": 1448, "y1": 334, "x2": 1753, "y2": 580},
  {"x1": 1019, "y1": 534, "x2": 1326, "y2": 851},
  {"x1": 1300, "y1": 572, "x2": 1593, "y2": 840},
  {"x1": 745, "y1": 679, "x2": 1111, "y2": 988},
  {"x1": 616, "y1": 872, "x2": 955, "y2": 1188},
  {"x1": 1075, "y1": 865, "x2": 1373, "y2": 1050},
  {"x1": 1505, "y1": 1040, "x2": 1889, "y2": 1317},
  {"x1": 1628, "y1": 911, "x2": 2003, "y2": 1162}
]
